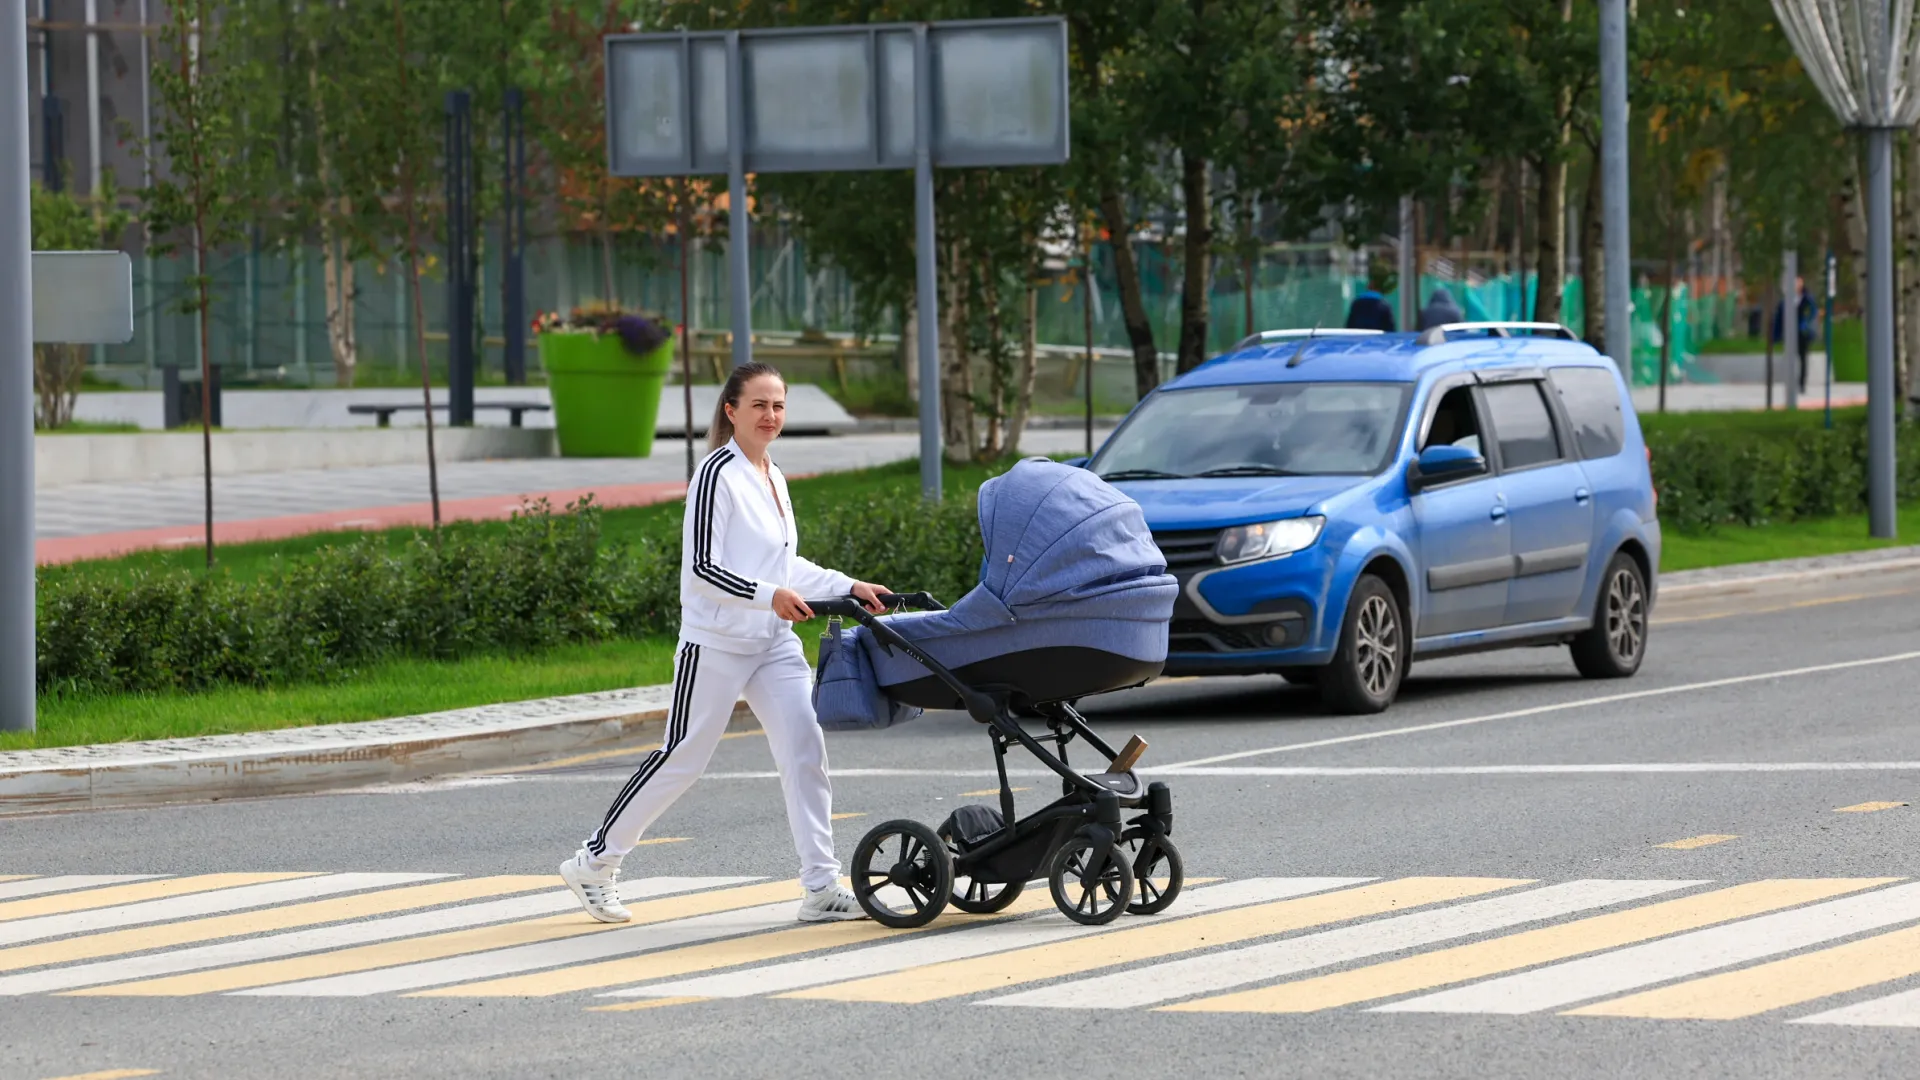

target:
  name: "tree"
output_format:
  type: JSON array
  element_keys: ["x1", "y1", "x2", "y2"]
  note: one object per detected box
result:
[{"x1": 144, "y1": 0, "x2": 270, "y2": 567}]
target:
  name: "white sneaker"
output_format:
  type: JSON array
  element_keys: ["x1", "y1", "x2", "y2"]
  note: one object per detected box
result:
[
  {"x1": 560, "y1": 850, "x2": 631, "y2": 924},
  {"x1": 798, "y1": 883, "x2": 868, "y2": 923}
]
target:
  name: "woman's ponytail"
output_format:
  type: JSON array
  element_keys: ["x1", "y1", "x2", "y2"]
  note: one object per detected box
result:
[{"x1": 709, "y1": 361, "x2": 784, "y2": 451}]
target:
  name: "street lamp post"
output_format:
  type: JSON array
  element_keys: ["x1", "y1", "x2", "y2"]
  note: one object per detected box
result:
[
  {"x1": 1771, "y1": 0, "x2": 1920, "y2": 539},
  {"x1": 1, "y1": 0, "x2": 33, "y2": 733}
]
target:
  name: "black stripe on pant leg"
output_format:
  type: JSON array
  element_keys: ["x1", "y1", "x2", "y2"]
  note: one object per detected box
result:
[{"x1": 587, "y1": 643, "x2": 703, "y2": 857}]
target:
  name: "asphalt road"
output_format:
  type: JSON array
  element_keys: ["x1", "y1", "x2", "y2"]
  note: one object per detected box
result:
[{"x1": 5, "y1": 567, "x2": 1920, "y2": 1080}]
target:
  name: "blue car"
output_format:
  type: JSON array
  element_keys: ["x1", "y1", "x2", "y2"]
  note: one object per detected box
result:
[{"x1": 1082, "y1": 323, "x2": 1660, "y2": 714}]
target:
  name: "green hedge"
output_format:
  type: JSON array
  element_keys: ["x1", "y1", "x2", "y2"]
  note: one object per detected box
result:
[
  {"x1": 1646, "y1": 418, "x2": 1920, "y2": 532},
  {"x1": 36, "y1": 494, "x2": 985, "y2": 698}
]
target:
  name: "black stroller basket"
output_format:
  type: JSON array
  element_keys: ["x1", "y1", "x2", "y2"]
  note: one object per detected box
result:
[{"x1": 809, "y1": 592, "x2": 1180, "y2": 929}]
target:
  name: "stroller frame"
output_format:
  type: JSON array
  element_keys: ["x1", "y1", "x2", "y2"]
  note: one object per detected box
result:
[{"x1": 811, "y1": 593, "x2": 1180, "y2": 928}]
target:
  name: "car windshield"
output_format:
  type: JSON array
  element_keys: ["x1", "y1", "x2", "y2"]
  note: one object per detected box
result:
[{"x1": 1094, "y1": 381, "x2": 1412, "y2": 480}]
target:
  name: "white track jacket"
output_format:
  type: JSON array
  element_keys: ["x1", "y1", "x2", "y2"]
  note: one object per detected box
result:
[{"x1": 679, "y1": 440, "x2": 855, "y2": 654}]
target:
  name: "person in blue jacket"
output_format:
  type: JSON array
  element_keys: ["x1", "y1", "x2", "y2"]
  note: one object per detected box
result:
[
  {"x1": 1346, "y1": 274, "x2": 1397, "y2": 332},
  {"x1": 1772, "y1": 277, "x2": 1817, "y2": 393}
]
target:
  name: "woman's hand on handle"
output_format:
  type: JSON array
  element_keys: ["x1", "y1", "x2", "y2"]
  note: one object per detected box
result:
[
  {"x1": 850, "y1": 581, "x2": 891, "y2": 615},
  {"x1": 772, "y1": 588, "x2": 815, "y2": 622}
]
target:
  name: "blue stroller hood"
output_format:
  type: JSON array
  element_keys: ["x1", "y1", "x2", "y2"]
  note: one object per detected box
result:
[{"x1": 848, "y1": 458, "x2": 1177, "y2": 710}]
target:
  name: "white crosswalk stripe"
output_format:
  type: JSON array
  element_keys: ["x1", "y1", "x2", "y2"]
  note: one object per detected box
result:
[{"x1": 7, "y1": 870, "x2": 1920, "y2": 1029}]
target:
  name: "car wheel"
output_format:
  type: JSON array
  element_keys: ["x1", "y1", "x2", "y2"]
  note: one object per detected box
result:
[
  {"x1": 1320, "y1": 575, "x2": 1405, "y2": 714},
  {"x1": 1571, "y1": 552, "x2": 1648, "y2": 679},
  {"x1": 1277, "y1": 666, "x2": 1321, "y2": 687}
]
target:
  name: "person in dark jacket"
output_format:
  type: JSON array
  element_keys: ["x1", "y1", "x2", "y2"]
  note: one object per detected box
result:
[
  {"x1": 1771, "y1": 277, "x2": 1817, "y2": 393},
  {"x1": 1418, "y1": 286, "x2": 1466, "y2": 331},
  {"x1": 1346, "y1": 276, "x2": 1397, "y2": 332}
]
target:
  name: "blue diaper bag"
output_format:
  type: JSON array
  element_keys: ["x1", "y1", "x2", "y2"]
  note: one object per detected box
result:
[{"x1": 813, "y1": 618, "x2": 923, "y2": 731}]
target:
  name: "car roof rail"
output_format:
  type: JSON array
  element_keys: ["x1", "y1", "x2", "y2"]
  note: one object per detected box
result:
[
  {"x1": 1416, "y1": 321, "x2": 1578, "y2": 347},
  {"x1": 1230, "y1": 327, "x2": 1384, "y2": 351}
]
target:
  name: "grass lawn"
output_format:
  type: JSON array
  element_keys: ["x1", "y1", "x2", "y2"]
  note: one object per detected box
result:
[
  {"x1": 1659, "y1": 505, "x2": 1920, "y2": 572},
  {"x1": 37, "y1": 420, "x2": 144, "y2": 435},
  {"x1": 1639, "y1": 405, "x2": 1865, "y2": 439}
]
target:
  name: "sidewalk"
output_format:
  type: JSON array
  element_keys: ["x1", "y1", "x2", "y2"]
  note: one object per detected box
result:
[
  {"x1": 7, "y1": 542, "x2": 1917, "y2": 814},
  {"x1": 34, "y1": 428, "x2": 1112, "y2": 563}
]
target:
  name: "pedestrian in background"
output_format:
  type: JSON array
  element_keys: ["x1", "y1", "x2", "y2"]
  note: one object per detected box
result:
[
  {"x1": 1345, "y1": 273, "x2": 1397, "y2": 332},
  {"x1": 1772, "y1": 277, "x2": 1817, "y2": 393},
  {"x1": 1418, "y1": 286, "x2": 1465, "y2": 332}
]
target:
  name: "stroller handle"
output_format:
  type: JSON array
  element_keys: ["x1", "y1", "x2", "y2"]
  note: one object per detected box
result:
[{"x1": 804, "y1": 591, "x2": 945, "y2": 618}]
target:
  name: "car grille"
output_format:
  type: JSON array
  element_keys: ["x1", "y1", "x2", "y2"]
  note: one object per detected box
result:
[
  {"x1": 1169, "y1": 619, "x2": 1266, "y2": 653},
  {"x1": 1152, "y1": 529, "x2": 1220, "y2": 570}
]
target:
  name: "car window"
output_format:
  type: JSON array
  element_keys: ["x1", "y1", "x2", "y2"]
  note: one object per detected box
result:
[
  {"x1": 1092, "y1": 382, "x2": 1412, "y2": 478},
  {"x1": 1547, "y1": 366, "x2": 1626, "y2": 459},
  {"x1": 1421, "y1": 385, "x2": 1484, "y2": 458},
  {"x1": 1481, "y1": 382, "x2": 1562, "y2": 470}
]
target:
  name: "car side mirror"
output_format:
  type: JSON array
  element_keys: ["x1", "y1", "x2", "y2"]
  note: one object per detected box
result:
[
  {"x1": 1409, "y1": 444, "x2": 1487, "y2": 493},
  {"x1": 1062, "y1": 457, "x2": 1091, "y2": 469}
]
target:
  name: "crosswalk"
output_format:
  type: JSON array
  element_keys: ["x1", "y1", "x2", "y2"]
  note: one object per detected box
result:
[{"x1": 10, "y1": 870, "x2": 1920, "y2": 1025}]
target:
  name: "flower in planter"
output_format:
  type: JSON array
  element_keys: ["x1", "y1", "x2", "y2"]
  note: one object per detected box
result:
[{"x1": 531, "y1": 304, "x2": 670, "y2": 357}]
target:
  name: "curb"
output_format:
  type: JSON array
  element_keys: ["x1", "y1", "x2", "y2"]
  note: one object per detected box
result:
[
  {"x1": 7, "y1": 542, "x2": 1916, "y2": 816},
  {"x1": 0, "y1": 686, "x2": 754, "y2": 817}
]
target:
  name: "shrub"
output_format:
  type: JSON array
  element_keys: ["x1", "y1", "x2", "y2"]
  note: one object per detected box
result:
[{"x1": 1646, "y1": 417, "x2": 1920, "y2": 533}]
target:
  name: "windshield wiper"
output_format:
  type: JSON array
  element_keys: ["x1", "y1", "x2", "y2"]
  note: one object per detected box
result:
[
  {"x1": 1098, "y1": 468, "x2": 1188, "y2": 481},
  {"x1": 1196, "y1": 465, "x2": 1301, "y2": 477}
]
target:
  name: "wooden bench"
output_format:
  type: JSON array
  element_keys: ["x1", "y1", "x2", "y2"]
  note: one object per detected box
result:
[{"x1": 347, "y1": 402, "x2": 551, "y2": 428}]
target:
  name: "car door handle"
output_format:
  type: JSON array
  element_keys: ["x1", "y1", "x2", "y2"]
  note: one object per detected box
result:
[
  {"x1": 1575, "y1": 488, "x2": 1592, "y2": 504},
  {"x1": 1489, "y1": 504, "x2": 1508, "y2": 521}
]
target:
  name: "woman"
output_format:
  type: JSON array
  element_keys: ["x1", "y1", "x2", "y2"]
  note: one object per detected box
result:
[{"x1": 561, "y1": 362, "x2": 890, "y2": 923}]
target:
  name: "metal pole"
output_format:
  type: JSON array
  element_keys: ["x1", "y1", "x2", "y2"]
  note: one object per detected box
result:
[
  {"x1": 1866, "y1": 127, "x2": 1898, "y2": 539},
  {"x1": 679, "y1": 186, "x2": 695, "y2": 482},
  {"x1": 83, "y1": 0, "x2": 99, "y2": 194},
  {"x1": 3, "y1": 0, "x2": 36, "y2": 732},
  {"x1": 725, "y1": 31, "x2": 751, "y2": 373},
  {"x1": 502, "y1": 87, "x2": 526, "y2": 387},
  {"x1": 1782, "y1": 246, "x2": 1799, "y2": 413},
  {"x1": 1600, "y1": 0, "x2": 1632, "y2": 377},
  {"x1": 1825, "y1": 249, "x2": 1836, "y2": 430},
  {"x1": 1082, "y1": 224, "x2": 1095, "y2": 460},
  {"x1": 1398, "y1": 194, "x2": 1416, "y2": 332},
  {"x1": 913, "y1": 24, "x2": 941, "y2": 501}
]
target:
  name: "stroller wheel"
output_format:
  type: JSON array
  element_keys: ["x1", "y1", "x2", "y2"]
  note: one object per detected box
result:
[
  {"x1": 1047, "y1": 834, "x2": 1135, "y2": 926},
  {"x1": 950, "y1": 874, "x2": 1027, "y2": 914},
  {"x1": 851, "y1": 820, "x2": 953, "y2": 929},
  {"x1": 1120, "y1": 830, "x2": 1184, "y2": 915}
]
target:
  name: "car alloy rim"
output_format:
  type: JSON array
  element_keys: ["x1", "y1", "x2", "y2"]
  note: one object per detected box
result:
[
  {"x1": 1606, "y1": 569, "x2": 1646, "y2": 662},
  {"x1": 1355, "y1": 594, "x2": 1399, "y2": 697}
]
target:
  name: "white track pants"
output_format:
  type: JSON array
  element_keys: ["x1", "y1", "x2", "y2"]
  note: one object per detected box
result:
[{"x1": 584, "y1": 635, "x2": 840, "y2": 892}]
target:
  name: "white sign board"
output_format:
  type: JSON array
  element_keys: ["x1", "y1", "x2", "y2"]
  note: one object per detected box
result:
[{"x1": 31, "y1": 251, "x2": 133, "y2": 344}]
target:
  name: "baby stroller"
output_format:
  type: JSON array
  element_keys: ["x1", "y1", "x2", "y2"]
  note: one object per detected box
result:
[{"x1": 809, "y1": 458, "x2": 1181, "y2": 928}]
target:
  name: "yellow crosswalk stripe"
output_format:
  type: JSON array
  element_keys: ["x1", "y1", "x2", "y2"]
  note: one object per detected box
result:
[
  {"x1": 36, "y1": 1070, "x2": 161, "y2": 1080},
  {"x1": 0, "y1": 876, "x2": 27, "y2": 883},
  {"x1": 0, "y1": 874, "x2": 313, "y2": 923},
  {"x1": 1568, "y1": 922, "x2": 1920, "y2": 1020},
  {"x1": 1163, "y1": 879, "x2": 1887, "y2": 1014},
  {"x1": 412, "y1": 891, "x2": 1061, "y2": 998},
  {"x1": 792, "y1": 877, "x2": 1526, "y2": 1005},
  {"x1": 66, "y1": 881, "x2": 799, "y2": 997},
  {"x1": 0, "y1": 876, "x2": 555, "y2": 974}
]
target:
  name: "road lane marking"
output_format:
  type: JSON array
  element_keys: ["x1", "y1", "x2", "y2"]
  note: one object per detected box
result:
[
  {"x1": 0, "y1": 875, "x2": 395, "y2": 949},
  {"x1": 0, "y1": 877, "x2": 161, "y2": 902},
  {"x1": 413, "y1": 892, "x2": 1061, "y2": 998},
  {"x1": 0, "y1": 875, "x2": 548, "y2": 974},
  {"x1": 1836, "y1": 801, "x2": 1907, "y2": 813},
  {"x1": 1794, "y1": 984, "x2": 1920, "y2": 1026},
  {"x1": 70, "y1": 879, "x2": 790, "y2": 997},
  {"x1": 1657, "y1": 835, "x2": 1739, "y2": 850},
  {"x1": 1154, "y1": 650, "x2": 1920, "y2": 771},
  {"x1": 830, "y1": 813, "x2": 866, "y2": 821},
  {"x1": 959, "y1": 788, "x2": 1029, "y2": 797},
  {"x1": 1563, "y1": 920, "x2": 1920, "y2": 1019},
  {"x1": 297, "y1": 899, "x2": 812, "y2": 997},
  {"x1": 633, "y1": 838, "x2": 689, "y2": 846},
  {"x1": 1141, "y1": 763, "x2": 1920, "y2": 776},
  {"x1": 793, "y1": 878, "x2": 1525, "y2": 1005},
  {"x1": 481, "y1": 730, "x2": 765, "y2": 775},
  {"x1": 1161, "y1": 879, "x2": 1888, "y2": 1014},
  {"x1": 0, "y1": 874, "x2": 312, "y2": 925},
  {"x1": 1652, "y1": 588, "x2": 1918, "y2": 626},
  {"x1": 0, "y1": 877, "x2": 748, "y2": 996},
  {"x1": 612, "y1": 879, "x2": 1368, "y2": 1001},
  {"x1": 984, "y1": 879, "x2": 1700, "y2": 1011},
  {"x1": 1384, "y1": 880, "x2": 1920, "y2": 1015},
  {"x1": 37, "y1": 1071, "x2": 161, "y2": 1080}
]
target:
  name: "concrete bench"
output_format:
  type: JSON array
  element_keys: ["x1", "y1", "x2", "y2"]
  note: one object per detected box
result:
[{"x1": 347, "y1": 402, "x2": 551, "y2": 428}]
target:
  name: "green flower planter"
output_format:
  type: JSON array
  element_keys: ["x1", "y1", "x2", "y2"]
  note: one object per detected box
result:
[{"x1": 539, "y1": 332, "x2": 673, "y2": 457}]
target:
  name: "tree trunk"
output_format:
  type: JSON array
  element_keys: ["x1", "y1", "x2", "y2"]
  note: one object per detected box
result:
[
  {"x1": 1842, "y1": 152, "x2": 1868, "y2": 317},
  {"x1": 1903, "y1": 130, "x2": 1920, "y2": 407},
  {"x1": 1658, "y1": 206, "x2": 1677, "y2": 413},
  {"x1": 1534, "y1": 152, "x2": 1568, "y2": 324},
  {"x1": 984, "y1": 269, "x2": 1005, "y2": 459},
  {"x1": 320, "y1": 221, "x2": 357, "y2": 386},
  {"x1": 393, "y1": 0, "x2": 440, "y2": 527},
  {"x1": 941, "y1": 241, "x2": 974, "y2": 464},
  {"x1": 1007, "y1": 284, "x2": 1040, "y2": 457},
  {"x1": 1176, "y1": 150, "x2": 1213, "y2": 374},
  {"x1": 1098, "y1": 188, "x2": 1160, "y2": 400},
  {"x1": 1579, "y1": 150, "x2": 1605, "y2": 351}
]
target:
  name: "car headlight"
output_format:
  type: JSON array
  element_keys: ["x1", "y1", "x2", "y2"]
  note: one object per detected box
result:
[{"x1": 1214, "y1": 516, "x2": 1325, "y2": 564}]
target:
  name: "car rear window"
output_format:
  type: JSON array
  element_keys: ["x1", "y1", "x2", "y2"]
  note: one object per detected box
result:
[
  {"x1": 1481, "y1": 382, "x2": 1563, "y2": 470},
  {"x1": 1547, "y1": 365, "x2": 1627, "y2": 459}
]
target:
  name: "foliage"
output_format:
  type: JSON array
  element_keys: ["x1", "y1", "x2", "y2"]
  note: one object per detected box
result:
[{"x1": 532, "y1": 303, "x2": 673, "y2": 355}]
